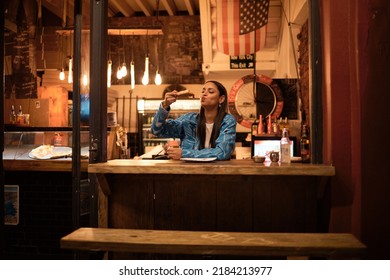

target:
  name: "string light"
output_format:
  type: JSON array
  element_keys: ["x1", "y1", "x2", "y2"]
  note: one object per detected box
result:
[
  {"x1": 107, "y1": 60, "x2": 112, "y2": 87},
  {"x1": 142, "y1": 32, "x2": 150, "y2": 85},
  {"x1": 154, "y1": 0, "x2": 163, "y2": 85},
  {"x1": 59, "y1": 68, "x2": 65, "y2": 80},
  {"x1": 155, "y1": 35, "x2": 162, "y2": 85},
  {"x1": 116, "y1": 65, "x2": 123, "y2": 80},
  {"x1": 121, "y1": 62, "x2": 127, "y2": 77},
  {"x1": 142, "y1": 55, "x2": 149, "y2": 85},
  {"x1": 58, "y1": 34, "x2": 65, "y2": 80},
  {"x1": 130, "y1": 60, "x2": 135, "y2": 89},
  {"x1": 130, "y1": 34, "x2": 135, "y2": 89},
  {"x1": 155, "y1": 70, "x2": 162, "y2": 85},
  {"x1": 83, "y1": 74, "x2": 88, "y2": 87},
  {"x1": 68, "y1": 57, "x2": 73, "y2": 83}
]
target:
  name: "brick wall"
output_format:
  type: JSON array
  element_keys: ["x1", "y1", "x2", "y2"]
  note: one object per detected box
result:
[{"x1": 297, "y1": 20, "x2": 310, "y2": 125}]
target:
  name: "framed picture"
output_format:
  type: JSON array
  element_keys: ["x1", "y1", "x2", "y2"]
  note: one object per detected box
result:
[{"x1": 4, "y1": 185, "x2": 19, "y2": 225}]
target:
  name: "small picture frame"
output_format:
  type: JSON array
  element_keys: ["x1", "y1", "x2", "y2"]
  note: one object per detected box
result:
[{"x1": 4, "y1": 185, "x2": 19, "y2": 225}]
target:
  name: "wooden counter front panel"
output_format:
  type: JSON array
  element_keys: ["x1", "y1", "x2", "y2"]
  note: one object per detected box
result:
[
  {"x1": 153, "y1": 175, "x2": 217, "y2": 230},
  {"x1": 252, "y1": 176, "x2": 318, "y2": 232},
  {"x1": 102, "y1": 174, "x2": 327, "y2": 233},
  {"x1": 106, "y1": 174, "x2": 154, "y2": 229}
]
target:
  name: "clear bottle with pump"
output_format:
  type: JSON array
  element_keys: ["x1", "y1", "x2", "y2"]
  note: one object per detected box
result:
[
  {"x1": 280, "y1": 128, "x2": 291, "y2": 163},
  {"x1": 300, "y1": 124, "x2": 310, "y2": 163}
]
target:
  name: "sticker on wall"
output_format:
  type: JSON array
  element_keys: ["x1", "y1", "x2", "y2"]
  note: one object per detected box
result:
[{"x1": 4, "y1": 185, "x2": 19, "y2": 225}]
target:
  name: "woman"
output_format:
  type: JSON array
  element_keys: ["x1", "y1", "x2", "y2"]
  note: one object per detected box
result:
[{"x1": 150, "y1": 81, "x2": 236, "y2": 160}]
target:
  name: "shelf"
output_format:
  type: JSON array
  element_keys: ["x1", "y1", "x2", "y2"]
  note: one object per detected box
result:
[
  {"x1": 4, "y1": 125, "x2": 90, "y2": 132},
  {"x1": 143, "y1": 138, "x2": 171, "y2": 142}
]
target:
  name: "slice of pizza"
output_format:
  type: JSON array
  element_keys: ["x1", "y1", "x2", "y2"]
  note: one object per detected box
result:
[{"x1": 30, "y1": 145, "x2": 54, "y2": 159}]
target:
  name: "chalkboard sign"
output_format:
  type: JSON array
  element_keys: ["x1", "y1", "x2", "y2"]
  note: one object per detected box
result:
[{"x1": 230, "y1": 54, "x2": 255, "y2": 69}]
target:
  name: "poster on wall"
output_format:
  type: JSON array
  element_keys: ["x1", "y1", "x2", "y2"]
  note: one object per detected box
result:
[{"x1": 4, "y1": 185, "x2": 19, "y2": 225}]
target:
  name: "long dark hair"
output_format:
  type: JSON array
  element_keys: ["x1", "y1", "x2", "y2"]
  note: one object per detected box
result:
[{"x1": 197, "y1": 80, "x2": 228, "y2": 149}]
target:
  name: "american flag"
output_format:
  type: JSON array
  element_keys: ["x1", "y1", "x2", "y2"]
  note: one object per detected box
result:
[{"x1": 216, "y1": 0, "x2": 270, "y2": 56}]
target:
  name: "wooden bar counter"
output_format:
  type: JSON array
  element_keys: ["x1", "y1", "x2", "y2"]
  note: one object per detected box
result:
[
  {"x1": 89, "y1": 159, "x2": 335, "y2": 176},
  {"x1": 89, "y1": 159, "x2": 335, "y2": 235}
]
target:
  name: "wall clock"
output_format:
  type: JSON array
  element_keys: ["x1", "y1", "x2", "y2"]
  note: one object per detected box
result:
[{"x1": 228, "y1": 74, "x2": 284, "y2": 128}]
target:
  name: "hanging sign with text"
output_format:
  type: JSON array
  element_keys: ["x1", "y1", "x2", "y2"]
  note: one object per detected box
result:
[{"x1": 230, "y1": 54, "x2": 255, "y2": 69}]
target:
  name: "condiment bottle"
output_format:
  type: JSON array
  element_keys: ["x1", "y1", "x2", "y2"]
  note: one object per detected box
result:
[
  {"x1": 53, "y1": 133, "x2": 63, "y2": 146},
  {"x1": 272, "y1": 116, "x2": 279, "y2": 135},
  {"x1": 280, "y1": 128, "x2": 291, "y2": 164},
  {"x1": 267, "y1": 116, "x2": 272, "y2": 134},
  {"x1": 251, "y1": 118, "x2": 259, "y2": 136},
  {"x1": 17, "y1": 105, "x2": 23, "y2": 125},
  {"x1": 9, "y1": 105, "x2": 16, "y2": 124},
  {"x1": 284, "y1": 117, "x2": 290, "y2": 132},
  {"x1": 278, "y1": 117, "x2": 284, "y2": 135},
  {"x1": 300, "y1": 124, "x2": 310, "y2": 163},
  {"x1": 257, "y1": 114, "x2": 263, "y2": 135}
]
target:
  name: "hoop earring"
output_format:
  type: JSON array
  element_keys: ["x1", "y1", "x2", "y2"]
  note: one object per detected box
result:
[{"x1": 219, "y1": 103, "x2": 221, "y2": 108}]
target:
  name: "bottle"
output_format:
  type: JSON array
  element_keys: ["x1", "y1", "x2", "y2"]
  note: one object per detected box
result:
[
  {"x1": 257, "y1": 114, "x2": 263, "y2": 135},
  {"x1": 284, "y1": 117, "x2": 290, "y2": 132},
  {"x1": 272, "y1": 116, "x2": 279, "y2": 135},
  {"x1": 251, "y1": 119, "x2": 259, "y2": 136},
  {"x1": 9, "y1": 105, "x2": 17, "y2": 124},
  {"x1": 17, "y1": 105, "x2": 23, "y2": 125},
  {"x1": 278, "y1": 117, "x2": 284, "y2": 135},
  {"x1": 280, "y1": 128, "x2": 291, "y2": 164},
  {"x1": 267, "y1": 116, "x2": 272, "y2": 134},
  {"x1": 300, "y1": 125, "x2": 310, "y2": 163}
]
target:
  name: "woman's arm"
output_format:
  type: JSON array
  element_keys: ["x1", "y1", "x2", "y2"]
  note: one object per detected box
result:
[{"x1": 151, "y1": 104, "x2": 193, "y2": 139}]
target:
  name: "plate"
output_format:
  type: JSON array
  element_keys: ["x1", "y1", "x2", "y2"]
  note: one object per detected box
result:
[
  {"x1": 180, "y1": 157, "x2": 217, "y2": 162},
  {"x1": 29, "y1": 146, "x2": 72, "y2": 160},
  {"x1": 291, "y1": 156, "x2": 302, "y2": 162}
]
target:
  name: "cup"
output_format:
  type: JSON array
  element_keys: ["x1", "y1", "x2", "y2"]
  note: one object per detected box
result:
[
  {"x1": 23, "y1": 114, "x2": 30, "y2": 126},
  {"x1": 269, "y1": 151, "x2": 279, "y2": 163}
]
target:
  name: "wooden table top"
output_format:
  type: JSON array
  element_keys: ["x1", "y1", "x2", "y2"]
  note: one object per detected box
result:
[
  {"x1": 88, "y1": 159, "x2": 335, "y2": 176},
  {"x1": 61, "y1": 227, "x2": 365, "y2": 258}
]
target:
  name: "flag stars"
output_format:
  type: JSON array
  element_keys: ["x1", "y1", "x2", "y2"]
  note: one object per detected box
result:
[{"x1": 239, "y1": 0, "x2": 270, "y2": 35}]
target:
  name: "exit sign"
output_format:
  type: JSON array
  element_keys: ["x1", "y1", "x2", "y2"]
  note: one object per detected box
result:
[{"x1": 230, "y1": 54, "x2": 255, "y2": 69}]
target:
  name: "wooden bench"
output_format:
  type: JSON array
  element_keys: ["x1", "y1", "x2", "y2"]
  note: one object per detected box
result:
[{"x1": 60, "y1": 227, "x2": 366, "y2": 259}]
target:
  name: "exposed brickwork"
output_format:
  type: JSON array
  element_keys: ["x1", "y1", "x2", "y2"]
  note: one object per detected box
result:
[{"x1": 297, "y1": 20, "x2": 309, "y2": 125}]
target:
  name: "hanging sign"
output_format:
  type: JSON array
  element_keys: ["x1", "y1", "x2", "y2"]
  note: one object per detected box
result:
[{"x1": 230, "y1": 54, "x2": 255, "y2": 69}]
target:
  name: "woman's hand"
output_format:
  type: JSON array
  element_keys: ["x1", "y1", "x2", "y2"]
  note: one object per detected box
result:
[
  {"x1": 165, "y1": 139, "x2": 181, "y2": 160},
  {"x1": 162, "y1": 91, "x2": 179, "y2": 109},
  {"x1": 166, "y1": 146, "x2": 182, "y2": 160}
]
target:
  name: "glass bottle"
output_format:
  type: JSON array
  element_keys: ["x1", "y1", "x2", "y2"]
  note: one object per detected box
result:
[
  {"x1": 272, "y1": 116, "x2": 279, "y2": 135},
  {"x1": 280, "y1": 128, "x2": 291, "y2": 164},
  {"x1": 278, "y1": 117, "x2": 284, "y2": 135},
  {"x1": 251, "y1": 118, "x2": 259, "y2": 136},
  {"x1": 300, "y1": 125, "x2": 310, "y2": 163},
  {"x1": 267, "y1": 116, "x2": 272, "y2": 134},
  {"x1": 284, "y1": 117, "x2": 290, "y2": 132},
  {"x1": 17, "y1": 105, "x2": 23, "y2": 125},
  {"x1": 9, "y1": 105, "x2": 17, "y2": 124},
  {"x1": 257, "y1": 114, "x2": 263, "y2": 135}
]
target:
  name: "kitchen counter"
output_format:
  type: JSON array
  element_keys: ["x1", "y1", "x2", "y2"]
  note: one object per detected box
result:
[{"x1": 3, "y1": 147, "x2": 88, "y2": 172}]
